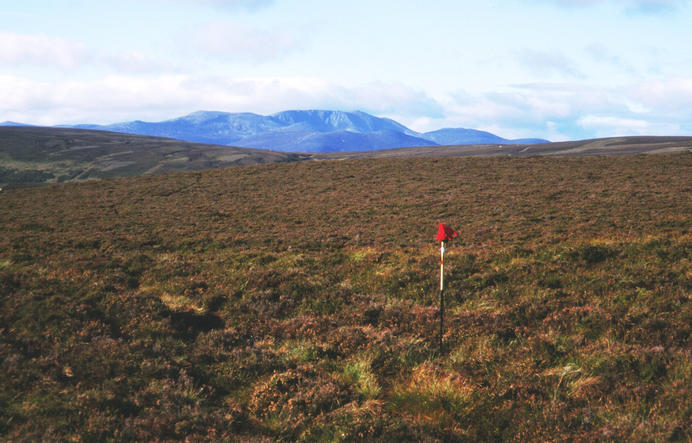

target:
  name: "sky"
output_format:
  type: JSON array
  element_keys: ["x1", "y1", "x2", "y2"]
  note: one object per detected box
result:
[{"x1": 1, "y1": 0, "x2": 692, "y2": 141}]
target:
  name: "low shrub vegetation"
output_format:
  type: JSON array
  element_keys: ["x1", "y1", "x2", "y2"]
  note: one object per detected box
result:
[{"x1": 0, "y1": 154, "x2": 690, "y2": 440}]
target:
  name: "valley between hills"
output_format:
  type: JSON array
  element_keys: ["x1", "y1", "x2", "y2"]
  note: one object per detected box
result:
[{"x1": 1, "y1": 149, "x2": 690, "y2": 440}]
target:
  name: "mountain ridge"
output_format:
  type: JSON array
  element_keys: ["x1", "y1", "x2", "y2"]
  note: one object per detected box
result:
[
  {"x1": 59, "y1": 109, "x2": 549, "y2": 152},
  {"x1": 423, "y1": 127, "x2": 547, "y2": 145}
]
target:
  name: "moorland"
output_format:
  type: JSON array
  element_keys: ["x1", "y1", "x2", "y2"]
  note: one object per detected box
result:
[
  {"x1": 1, "y1": 125, "x2": 691, "y2": 189},
  {"x1": 0, "y1": 127, "x2": 305, "y2": 188},
  {"x1": 0, "y1": 153, "x2": 690, "y2": 441}
]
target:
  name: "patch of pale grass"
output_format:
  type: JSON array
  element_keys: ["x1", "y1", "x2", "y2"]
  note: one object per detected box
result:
[
  {"x1": 159, "y1": 292, "x2": 204, "y2": 314},
  {"x1": 392, "y1": 361, "x2": 474, "y2": 422},
  {"x1": 347, "y1": 247, "x2": 377, "y2": 263},
  {"x1": 449, "y1": 335, "x2": 497, "y2": 368}
]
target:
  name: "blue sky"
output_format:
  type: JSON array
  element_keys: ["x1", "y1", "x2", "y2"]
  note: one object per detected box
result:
[{"x1": 1, "y1": 0, "x2": 691, "y2": 140}]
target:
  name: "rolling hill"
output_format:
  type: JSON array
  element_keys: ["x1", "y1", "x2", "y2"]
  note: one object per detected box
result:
[
  {"x1": 423, "y1": 127, "x2": 547, "y2": 145},
  {"x1": 0, "y1": 126, "x2": 305, "y2": 188},
  {"x1": 2, "y1": 126, "x2": 691, "y2": 188},
  {"x1": 318, "y1": 135, "x2": 692, "y2": 159}
]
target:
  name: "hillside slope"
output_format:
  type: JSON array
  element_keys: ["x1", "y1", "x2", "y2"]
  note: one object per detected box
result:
[
  {"x1": 1, "y1": 153, "x2": 689, "y2": 441},
  {"x1": 317, "y1": 135, "x2": 692, "y2": 159},
  {"x1": 3, "y1": 126, "x2": 692, "y2": 188},
  {"x1": 237, "y1": 129, "x2": 436, "y2": 152},
  {"x1": 0, "y1": 126, "x2": 305, "y2": 188}
]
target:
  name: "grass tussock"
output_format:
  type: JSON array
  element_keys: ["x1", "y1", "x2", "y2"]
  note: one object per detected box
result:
[{"x1": 0, "y1": 154, "x2": 690, "y2": 440}]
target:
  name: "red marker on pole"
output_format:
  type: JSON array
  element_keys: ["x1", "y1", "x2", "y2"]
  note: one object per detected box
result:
[{"x1": 436, "y1": 223, "x2": 458, "y2": 353}]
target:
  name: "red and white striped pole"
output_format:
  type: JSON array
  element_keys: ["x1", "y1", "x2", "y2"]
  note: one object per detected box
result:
[
  {"x1": 440, "y1": 240, "x2": 445, "y2": 354},
  {"x1": 436, "y1": 223, "x2": 458, "y2": 354}
]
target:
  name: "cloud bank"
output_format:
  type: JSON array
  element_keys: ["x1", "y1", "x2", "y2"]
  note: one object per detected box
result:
[
  {"x1": 0, "y1": 31, "x2": 172, "y2": 73},
  {"x1": 193, "y1": 21, "x2": 300, "y2": 62},
  {"x1": 0, "y1": 74, "x2": 443, "y2": 127},
  {"x1": 0, "y1": 31, "x2": 87, "y2": 69},
  {"x1": 1, "y1": 1, "x2": 690, "y2": 141},
  {"x1": 3, "y1": 71, "x2": 691, "y2": 141}
]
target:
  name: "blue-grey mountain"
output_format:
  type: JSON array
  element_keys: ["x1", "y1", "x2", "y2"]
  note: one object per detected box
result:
[
  {"x1": 238, "y1": 129, "x2": 434, "y2": 153},
  {"x1": 66, "y1": 110, "x2": 549, "y2": 152},
  {"x1": 0, "y1": 121, "x2": 32, "y2": 127},
  {"x1": 423, "y1": 128, "x2": 548, "y2": 146}
]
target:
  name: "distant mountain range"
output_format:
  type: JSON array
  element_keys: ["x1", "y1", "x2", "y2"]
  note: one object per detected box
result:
[
  {"x1": 8, "y1": 110, "x2": 549, "y2": 153},
  {"x1": 2, "y1": 125, "x2": 690, "y2": 188}
]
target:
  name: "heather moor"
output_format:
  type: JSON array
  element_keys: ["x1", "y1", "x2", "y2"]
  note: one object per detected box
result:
[{"x1": 1, "y1": 153, "x2": 690, "y2": 441}]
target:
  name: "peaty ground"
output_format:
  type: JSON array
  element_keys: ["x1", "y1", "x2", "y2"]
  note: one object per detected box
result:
[{"x1": 0, "y1": 154, "x2": 690, "y2": 441}]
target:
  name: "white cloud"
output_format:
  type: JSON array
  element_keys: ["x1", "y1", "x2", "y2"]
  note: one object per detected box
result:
[
  {"x1": 577, "y1": 114, "x2": 649, "y2": 130},
  {"x1": 0, "y1": 31, "x2": 173, "y2": 74},
  {"x1": 0, "y1": 74, "x2": 444, "y2": 127},
  {"x1": 328, "y1": 82, "x2": 445, "y2": 119},
  {"x1": 429, "y1": 84, "x2": 592, "y2": 138},
  {"x1": 414, "y1": 78, "x2": 692, "y2": 140},
  {"x1": 102, "y1": 51, "x2": 179, "y2": 74},
  {"x1": 515, "y1": 49, "x2": 585, "y2": 78},
  {"x1": 0, "y1": 31, "x2": 89, "y2": 68},
  {"x1": 577, "y1": 114, "x2": 681, "y2": 137},
  {"x1": 584, "y1": 43, "x2": 635, "y2": 73},
  {"x1": 629, "y1": 77, "x2": 692, "y2": 112},
  {"x1": 2, "y1": 68, "x2": 692, "y2": 140},
  {"x1": 193, "y1": 21, "x2": 300, "y2": 62}
]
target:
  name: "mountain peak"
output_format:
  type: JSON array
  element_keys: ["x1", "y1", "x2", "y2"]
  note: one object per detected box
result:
[
  {"x1": 59, "y1": 110, "x2": 548, "y2": 152},
  {"x1": 270, "y1": 109, "x2": 416, "y2": 136},
  {"x1": 181, "y1": 110, "x2": 230, "y2": 120}
]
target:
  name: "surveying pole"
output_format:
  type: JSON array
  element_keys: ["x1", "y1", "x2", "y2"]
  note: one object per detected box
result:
[
  {"x1": 436, "y1": 223, "x2": 457, "y2": 354},
  {"x1": 440, "y1": 240, "x2": 445, "y2": 354}
]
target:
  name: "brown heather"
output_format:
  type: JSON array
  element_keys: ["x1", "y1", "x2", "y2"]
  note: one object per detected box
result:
[{"x1": 0, "y1": 154, "x2": 690, "y2": 441}]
